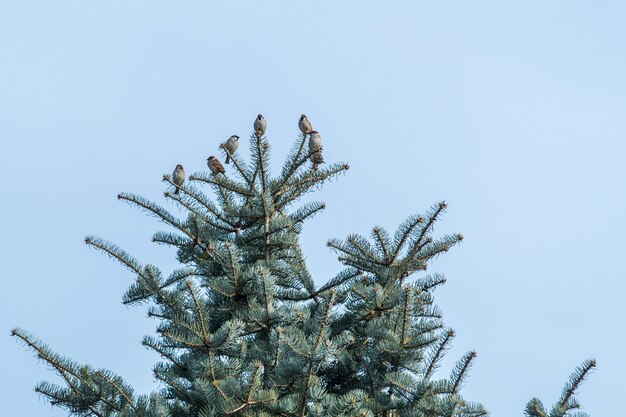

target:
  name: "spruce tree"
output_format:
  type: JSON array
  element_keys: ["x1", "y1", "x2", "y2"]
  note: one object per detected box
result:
[{"x1": 12, "y1": 119, "x2": 594, "y2": 417}]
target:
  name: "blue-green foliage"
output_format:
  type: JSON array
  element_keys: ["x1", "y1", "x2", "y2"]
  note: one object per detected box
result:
[
  {"x1": 524, "y1": 360, "x2": 595, "y2": 417},
  {"x1": 13, "y1": 133, "x2": 593, "y2": 417}
]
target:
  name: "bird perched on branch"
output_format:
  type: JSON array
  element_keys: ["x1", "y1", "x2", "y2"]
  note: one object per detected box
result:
[
  {"x1": 308, "y1": 130, "x2": 324, "y2": 170},
  {"x1": 172, "y1": 164, "x2": 185, "y2": 194},
  {"x1": 254, "y1": 114, "x2": 266, "y2": 138},
  {"x1": 299, "y1": 114, "x2": 313, "y2": 135},
  {"x1": 311, "y1": 149, "x2": 324, "y2": 170},
  {"x1": 207, "y1": 156, "x2": 226, "y2": 176},
  {"x1": 222, "y1": 135, "x2": 239, "y2": 164},
  {"x1": 308, "y1": 130, "x2": 322, "y2": 151}
]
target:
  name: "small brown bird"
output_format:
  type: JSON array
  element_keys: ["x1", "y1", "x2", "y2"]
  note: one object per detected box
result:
[
  {"x1": 310, "y1": 149, "x2": 324, "y2": 170},
  {"x1": 254, "y1": 114, "x2": 266, "y2": 138},
  {"x1": 207, "y1": 156, "x2": 225, "y2": 176},
  {"x1": 172, "y1": 164, "x2": 185, "y2": 194},
  {"x1": 299, "y1": 114, "x2": 313, "y2": 135}
]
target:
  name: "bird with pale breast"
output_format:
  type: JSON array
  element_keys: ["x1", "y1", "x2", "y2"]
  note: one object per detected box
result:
[
  {"x1": 223, "y1": 135, "x2": 239, "y2": 164},
  {"x1": 308, "y1": 130, "x2": 322, "y2": 151},
  {"x1": 172, "y1": 164, "x2": 185, "y2": 194},
  {"x1": 254, "y1": 114, "x2": 266, "y2": 138},
  {"x1": 307, "y1": 130, "x2": 324, "y2": 170},
  {"x1": 299, "y1": 114, "x2": 313, "y2": 135}
]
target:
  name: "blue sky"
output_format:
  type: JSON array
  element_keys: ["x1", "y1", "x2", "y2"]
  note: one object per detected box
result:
[{"x1": 1, "y1": 1, "x2": 625, "y2": 415}]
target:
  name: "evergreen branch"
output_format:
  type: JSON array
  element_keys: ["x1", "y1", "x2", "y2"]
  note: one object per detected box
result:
[
  {"x1": 245, "y1": 362, "x2": 263, "y2": 405},
  {"x1": 261, "y1": 195, "x2": 271, "y2": 262},
  {"x1": 249, "y1": 156, "x2": 260, "y2": 197},
  {"x1": 424, "y1": 329, "x2": 455, "y2": 379},
  {"x1": 146, "y1": 310, "x2": 172, "y2": 322},
  {"x1": 385, "y1": 372, "x2": 417, "y2": 397},
  {"x1": 157, "y1": 237, "x2": 215, "y2": 271},
  {"x1": 118, "y1": 192, "x2": 193, "y2": 239},
  {"x1": 12, "y1": 328, "x2": 81, "y2": 379},
  {"x1": 391, "y1": 214, "x2": 425, "y2": 260},
  {"x1": 281, "y1": 334, "x2": 311, "y2": 359},
  {"x1": 400, "y1": 237, "x2": 434, "y2": 273},
  {"x1": 34, "y1": 383, "x2": 109, "y2": 417},
  {"x1": 372, "y1": 226, "x2": 391, "y2": 263},
  {"x1": 399, "y1": 234, "x2": 462, "y2": 280},
  {"x1": 274, "y1": 138, "x2": 323, "y2": 199},
  {"x1": 207, "y1": 350, "x2": 221, "y2": 393},
  {"x1": 402, "y1": 332, "x2": 440, "y2": 350},
  {"x1": 279, "y1": 134, "x2": 308, "y2": 184},
  {"x1": 224, "y1": 243, "x2": 240, "y2": 291},
  {"x1": 160, "y1": 330, "x2": 206, "y2": 349},
  {"x1": 142, "y1": 337, "x2": 187, "y2": 373},
  {"x1": 206, "y1": 280, "x2": 236, "y2": 298},
  {"x1": 400, "y1": 287, "x2": 411, "y2": 344},
  {"x1": 347, "y1": 234, "x2": 385, "y2": 265},
  {"x1": 252, "y1": 137, "x2": 275, "y2": 263},
  {"x1": 552, "y1": 359, "x2": 596, "y2": 417},
  {"x1": 299, "y1": 290, "x2": 336, "y2": 417},
  {"x1": 254, "y1": 135, "x2": 270, "y2": 195},
  {"x1": 220, "y1": 142, "x2": 253, "y2": 187},
  {"x1": 411, "y1": 202, "x2": 447, "y2": 253},
  {"x1": 185, "y1": 281, "x2": 210, "y2": 346},
  {"x1": 525, "y1": 398, "x2": 548, "y2": 417},
  {"x1": 290, "y1": 201, "x2": 326, "y2": 225},
  {"x1": 210, "y1": 368, "x2": 230, "y2": 403},
  {"x1": 450, "y1": 351, "x2": 477, "y2": 394},
  {"x1": 163, "y1": 176, "x2": 239, "y2": 231},
  {"x1": 415, "y1": 234, "x2": 462, "y2": 261},
  {"x1": 12, "y1": 329, "x2": 124, "y2": 417},
  {"x1": 122, "y1": 266, "x2": 164, "y2": 306},
  {"x1": 164, "y1": 314, "x2": 210, "y2": 344},
  {"x1": 416, "y1": 273, "x2": 447, "y2": 292},
  {"x1": 275, "y1": 162, "x2": 350, "y2": 211},
  {"x1": 225, "y1": 402, "x2": 247, "y2": 414},
  {"x1": 258, "y1": 267, "x2": 274, "y2": 327},
  {"x1": 316, "y1": 269, "x2": 362, "y2": 296},
  {"x1": 411, "y1": 307, "x2": 444, "y2": 320},
  {"x1": 327, "y1": 239, "x2": 370, "y2": 262},
  {"x1": 215, "y1": 181, "x2": 236, "y2": 218},
  {"x1": 274, "y1": 289, "x2": 316, "y2": 302},
  {"x1": 163, "y1": 268, "x2": 199, "y2": 288},
  {"x1": 163, "y1": 192, "x2": 208, "y2": 235},
  {"x1": 32, "y1": 385, "x2": 72, "y2": 406},
  {"x1": 311, "y1": 293, "x2": 335, "y2": 358},
  {"x1": 153, "y1": 370, "x2": 194, "y2": 404},
  {"x1": 336, "y1": 256, "x2": 378, "y2": 273},
  {"x1": 85, "y1": 236, "x2": 144, "y2": 277},
  {"x1": 152, "y1": 231, "x2": 194, "y2": 248},
  {"x1": 189, "y1": 172, "x2": 253, "y2": 198},
  {"x1": 271, "y1": 328, "x2": 283, "y2": 372},
  {"x1": 95, "y1": 371, "x2": 142, "y2": 416},
  {"x1": 467, "y1": 409, "x2": 490, "y2": 417}
]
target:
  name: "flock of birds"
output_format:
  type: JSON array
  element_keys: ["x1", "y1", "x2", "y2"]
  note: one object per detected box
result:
[{"x1": 171, "y1": 114, "x2": 323, "y2": 194}]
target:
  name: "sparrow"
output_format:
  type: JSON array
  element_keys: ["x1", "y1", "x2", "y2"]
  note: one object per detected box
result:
[
  {"x1": 299, "y1": 114, "x2": 313, "y2": 135},
  {"x1": 223, "y1": 135, "x2": 239, "y2": 164},
  {"x1": 308, "y1": 130, "x2": 322, "y2": 151},
  {"x1": 254, "y1": 114, "x2": 266, "y2": 138},
  {"x1": 310, "y1": 149, "x2": 324, "y2": 170},
  {"x1": 207, "y1": 156, "x2": 226, "y2": 176},
  {"x1": 172, "y1": 164, "x2": 185, "y2": 194}
]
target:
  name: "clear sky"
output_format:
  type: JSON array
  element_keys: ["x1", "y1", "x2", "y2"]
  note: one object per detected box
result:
[{"x1": 1, "y1": 1, "x2": 625, "y2": 416}]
